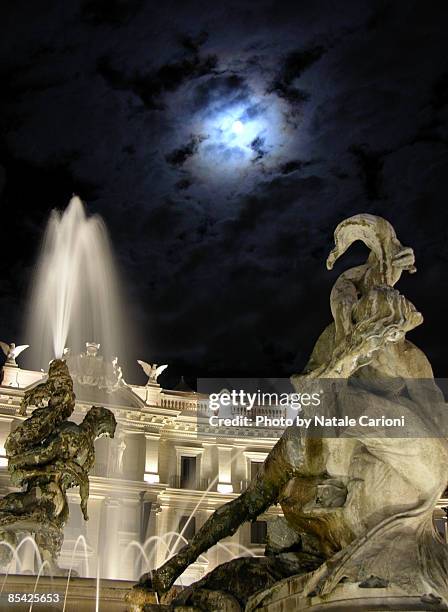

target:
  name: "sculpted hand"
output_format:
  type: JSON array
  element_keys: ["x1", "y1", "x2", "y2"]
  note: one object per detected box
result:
[
  {"x1": 355, "y1": 287, "x2": 421, "y2": 346},
  {"x1": 311, "y1": 286, "x2": 423, "y2": 379}
]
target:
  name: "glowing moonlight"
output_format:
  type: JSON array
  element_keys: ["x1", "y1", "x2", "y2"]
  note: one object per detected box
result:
[{"x1": 231, "y1": 120, "x2": 244, "y2": 134}]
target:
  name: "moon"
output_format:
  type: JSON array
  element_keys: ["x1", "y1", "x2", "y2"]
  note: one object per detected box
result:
[
  {"x1": 232, "y1": 120, "x2": 244, "y2": 134},
  {"x1": 185, "y1": 90, "x2": 293, "y2": 181}
]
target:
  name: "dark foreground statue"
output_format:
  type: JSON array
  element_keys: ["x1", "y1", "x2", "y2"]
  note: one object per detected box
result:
[
  {"x1": 0, "y1": 358, "x2": 116, "y2": 573},
  {"x1": 129, "y1": 215, "x2": 448, "y2": 611}
]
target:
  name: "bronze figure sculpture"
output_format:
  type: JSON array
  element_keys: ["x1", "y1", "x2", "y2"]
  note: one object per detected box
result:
[{"x1": 0, "y1": 358, "x2": 116, "y2": 573}]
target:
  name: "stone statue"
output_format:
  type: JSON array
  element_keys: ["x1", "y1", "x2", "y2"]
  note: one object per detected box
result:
[
  {"x1": 0, "y1": 342, "x2": 29, "y2": 367},
  {"x1": 137, "y1": 360, "x2": 168, "y2": 384},
  {"x1": 130, "y1": 214, "x2": 448, "y2": 611},
  {"x1": 108, "y1": 427, "x2": 127, "y2": 475},
  {"x1": 0, "y1": 358, "x2": 116, "y2": 573},
  {"x1": 64, "y1": 342, "x2": 124, "y2": 393}
]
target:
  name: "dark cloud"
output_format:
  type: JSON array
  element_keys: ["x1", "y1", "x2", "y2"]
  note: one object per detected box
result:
[
  {"x1": 349, "y1": 144, "x2": 386, "y2": 200},
  {"x1": 166, "y1": 136, "x2": 204, "y2": 167},
  {"x1": 269, "y1": 45, "x2": 326, "y2": 105},
  {"x1": 96, "y1": 51, "x2": 218, "y2": 110},
  {"x1": 250, "y1": 136, "x2": 266, "y2": 161},
  {"x1": 1, "y1": 0, "x2": 448, "y2": 384},
  {"x1": 431, "y1": 72, "x2": 448, "y2": 110},
  {"x1": 179, "y1": 31, "x2": 209, "y2": 54},
  {"x1": 80, "y1": 0, "x2": 144, "y2": 26},
  {"x1": 190, "y1": 74, "x2": 249, "y2": 114},
  {"x1": 175, "y1": 177, "x2": 193, "y2": 190},
  {"x1": 279, "y1": 159, "x2": 316, "y2": 175}
]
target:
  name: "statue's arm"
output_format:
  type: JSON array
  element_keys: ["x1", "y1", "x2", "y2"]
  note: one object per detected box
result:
[
  {"x1": 329, "y1": 265, "x2": 366, "y2": 345},
  {"x1": 296, "y1": 287, "x2": 423, "y2": 382},
  {"x1": 8, "y1": 440, "x2": 59, "y2": 476},
  {"x1": 61, "y1": 460, "x2": 90, "y2": 520}
]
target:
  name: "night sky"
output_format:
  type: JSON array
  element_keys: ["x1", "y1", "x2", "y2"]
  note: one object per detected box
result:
[{"x1": 0, "y1": 1, "x2": 447, "y2": 386}]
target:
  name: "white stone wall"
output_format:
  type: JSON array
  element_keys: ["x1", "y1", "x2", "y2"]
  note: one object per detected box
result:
[{"x1": 0, "y1": 367, "x2": 283, "y2": 583}]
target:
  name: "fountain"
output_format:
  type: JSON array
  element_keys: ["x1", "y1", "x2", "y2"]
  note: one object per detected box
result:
[
  {"x1": 25, "y1": 195, "x2": 125, "y2": 370},
  {"x1": 4, "y1": 204, "x2": 446, "y2": 611},
  {"x1": 1, "y1": 195, "x2": 251, "y2": 611},
  {"x1": 0, "y1": 196, "x2": 129, "y2": 609}
]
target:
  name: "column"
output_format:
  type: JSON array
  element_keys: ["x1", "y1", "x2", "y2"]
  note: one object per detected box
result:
[
  {"x1": 144, "y1": 432, "x2": 160, "y2": 483},
  {"x1": 144, "y1": 501, "x2": 160, "y2": 542},
  {"x1": 154, "y1": 505, "x2": 170, "y2": 568},
  {"x1": 217, "y1": 445, "x2": 233, "y2": 493},
  {"x1": 99, "y1": 497, "x2": 122, "y2": 579}
]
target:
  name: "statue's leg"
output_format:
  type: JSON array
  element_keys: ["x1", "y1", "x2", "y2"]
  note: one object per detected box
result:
[
  {"x1": 147, "y1": 473, "x2": 281, "y2": 595},
  {"x1": 34, "y1": 523, "x2": 65, "y2": 575},
  {"x1": 0, "y1": 529, "x2": 17, "y2": 566},
  {"x1": 142, "y1": 427, "x2": 320, "y2": 596}
]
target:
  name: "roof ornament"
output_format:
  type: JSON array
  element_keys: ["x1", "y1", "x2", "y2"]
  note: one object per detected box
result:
[
  {"x1": 137, "y1": 361, "x2": 168, "y2": 385},
  {"x1": 0, "y1": 342, "x2": 29, "y2": 367}
]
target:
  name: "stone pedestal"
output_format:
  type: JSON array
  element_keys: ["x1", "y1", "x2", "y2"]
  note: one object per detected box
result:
[
  {"x1": 121, "y1": 580, "x2": 448, "y2": 612},
  {"x1": 0, "y1": 574, "x2": 133, "y2": 611},
  {"x1": 248, "y1": 580, "x2": 448, "y2": 612}
]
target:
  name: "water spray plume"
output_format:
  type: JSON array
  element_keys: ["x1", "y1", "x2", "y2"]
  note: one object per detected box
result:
[{"x1": 26, "y1": 195, "x2": 125, "y2": 371}]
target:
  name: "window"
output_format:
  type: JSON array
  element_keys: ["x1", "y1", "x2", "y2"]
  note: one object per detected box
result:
[
  {"x1": 180, "y1": 455, "x2": 197, "y2": 489},
  {"x1": 250, "y1": 520, "x2": 267, "y2": 544},
  {"x1": 250, "y1": 461, "x2": 263, "y2": 481},
  {"x1": 178, "y1": 515, "x2": 196, "y2": 541}
]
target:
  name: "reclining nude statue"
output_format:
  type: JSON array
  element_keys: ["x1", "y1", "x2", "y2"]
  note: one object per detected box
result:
[
  {"x1": 132, "y1": 214, "x2": 448, "y2": 611},
  {"x1": 0, "y1": 359, "x2": 116, "y2": 573}
]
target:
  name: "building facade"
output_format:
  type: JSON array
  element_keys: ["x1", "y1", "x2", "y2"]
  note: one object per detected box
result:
[
  {"x1": 0, "y1": 358, "x2": 283, "y2": 584},
  {"x1": 0, "y1": 357, "x2": 447, "y2": 584}
]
